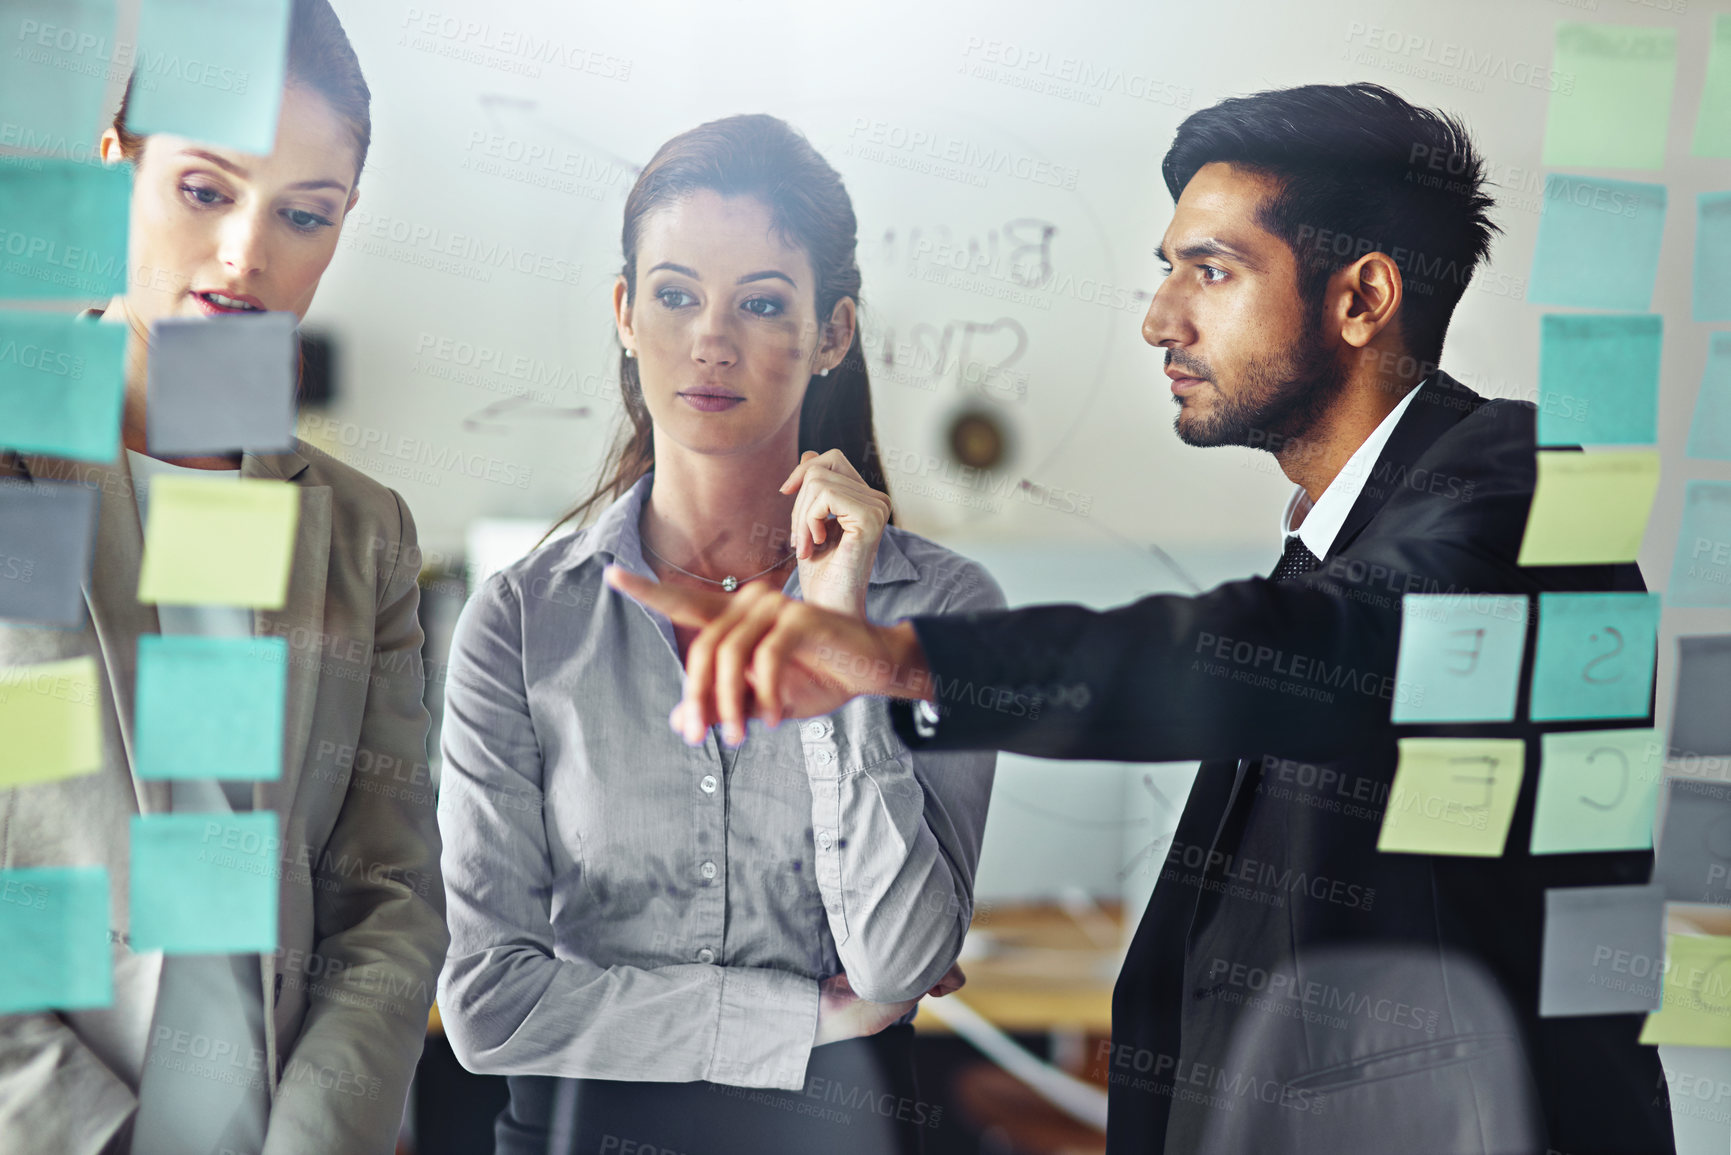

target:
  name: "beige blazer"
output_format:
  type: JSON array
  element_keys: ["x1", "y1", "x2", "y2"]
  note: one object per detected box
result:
[{"x1": 0, "y1": 441, "x2": 449, "y2": 1155}]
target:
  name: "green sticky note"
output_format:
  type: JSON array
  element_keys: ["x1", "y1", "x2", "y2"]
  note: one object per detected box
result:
[
  {"x1": 0, "y1": 656, "x2": 102, "y2": 787},
  {"x1": 129, "y1": 812, "x2": 278, "y2": 953},
  {"x1": 0, "y1": 159, "x2": 129, "y2": 299},
  {"x1": 1537, "y1": 314, "x2": 1660, "y2": 446},
  {"x1": 1640, "y1": 934, "x2": 1731, "y2": 1046},
  {"x1": 1692, "y1": 15, "x2": 1731, "y2": 157},
  {"x1": 1527, "y1": 176, "x2": 1667, "y2": 311},
  {"x1": 1668, "y1": 481, "x2": 1731, "y2": 607},
  {"x1": 0, "y1": 866, "x2": 111, "y2": 1013},
  {"x1": 1695, "y1": 192, "x2": 1731, "y2": 323},
  {"x1": 0, "y1": 1, "x2": 120, "y2": 155},
  {"x1": 1544, "y1": 23, "x2": 1677, "y2": 170},
  {"x1": 1686, "y1": 333, "x2": 1731, "y2": 460},
  {"x1": 135, "y1": 636, "x2": 285, "y2": 780},
  {"x1": 1531, "y1": 729, "x2": 1663, "y2": 854},
  {"x1": 1392, "y1": 594, "x2": 1529, "y2": 723},
  {"x1": 0, "y1": 311, "x2": 125, "y2": 461},
  {"x1": 1378, "y1": 737, "x2": 1526, "y2": 857},
  {"x1": 137, "y1": 477, "x2": 298, "y2": 609},
  {"x1": 1518, "y1": 450, "x2": 1660, "y2": 566},
  {"x1": 1530, "y1": 592, "x2": 1659, "y2": 721},
  {"x1": 127, "y1": 0, "x2": 292, "y2": 155}
]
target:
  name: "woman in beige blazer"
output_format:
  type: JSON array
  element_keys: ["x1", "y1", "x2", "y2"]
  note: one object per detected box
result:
[{"x1": 0, "y1": 3, "x2": 446, "y2": 1153}]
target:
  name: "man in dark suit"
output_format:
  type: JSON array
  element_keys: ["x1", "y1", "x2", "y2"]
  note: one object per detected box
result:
[{"x1": 609, "y1": 84, "x2": 1675, "y2": 1154}]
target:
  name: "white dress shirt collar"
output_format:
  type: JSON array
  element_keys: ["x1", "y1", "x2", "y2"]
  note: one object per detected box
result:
[{"x1": 1279, "y1": 376, "x2": 1430, "y2": 559}]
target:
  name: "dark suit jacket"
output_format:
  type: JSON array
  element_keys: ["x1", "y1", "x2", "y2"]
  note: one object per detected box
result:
[{"x1": 891, "y1": 375, "x2": 1674, "y2": 1155}]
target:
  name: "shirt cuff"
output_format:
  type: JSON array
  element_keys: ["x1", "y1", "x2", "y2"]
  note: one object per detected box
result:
[{"x1": 706, "y1": 967, "x2": 819, "y2": 1091}]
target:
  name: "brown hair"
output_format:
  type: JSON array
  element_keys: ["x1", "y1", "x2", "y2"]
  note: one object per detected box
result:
[
  {"x1": 545, "y1": 113, "x2": 891, "y2": 539},
  {"x1": 111, "y1": 0, "x2": 371, "y2": 181}
]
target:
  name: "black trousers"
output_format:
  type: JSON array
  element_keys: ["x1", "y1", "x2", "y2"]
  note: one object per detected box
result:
[{"x1": 494, "y1": 1024, "x2": 926, "y2": 1155}]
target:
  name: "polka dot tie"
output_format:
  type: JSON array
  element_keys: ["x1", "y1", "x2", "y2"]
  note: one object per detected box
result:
[{"x1": 1270, "y1": 534, "x2": 1323, "y2": 582}]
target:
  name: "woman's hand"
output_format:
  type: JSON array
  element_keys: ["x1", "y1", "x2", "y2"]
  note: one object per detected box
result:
[
  {"x1": 781, "y1": 449, "x2": 890, "y2": 618},
  {"x1": 812, "y1": 964, "x2": 967, "y2": 1047}
]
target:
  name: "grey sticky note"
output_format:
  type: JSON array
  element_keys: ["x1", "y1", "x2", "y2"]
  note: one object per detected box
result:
[
  {"x1": 0, "y1": 480, "x2": 97, "y2": 625},
  {"x1": 147, "y1": 313, "x2": 296, "y2": 455},
  {"x1": 1654, "y1": 779, "x2": 1731, "y2": 906},
  {"x1": 1669, "y1": 635, "x2": 1731, "y2": 758},
  {"x1": 1540, "y1": 883, "x2": 1666, "y2": 1017}
]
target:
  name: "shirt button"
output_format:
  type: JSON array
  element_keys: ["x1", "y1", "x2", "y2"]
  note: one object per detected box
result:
[
  {"x1": 699, "y1": 774, "x2": 718, "y2": 794},
  {"x1": 697, "y1": 947, "x2": 716, "y2": 964},
  {"x1": 817, "y1": 830, "x2": 834, "y2": 850},
  {"x1": 804, "y1": 720, "x2": 832, "y2": 740},
  {"x1": 699, "y1": 860, "x2": 717, "y2": 880},
  {"x1": 815, "y1": 749, "x2": 834, "y2": 766}
]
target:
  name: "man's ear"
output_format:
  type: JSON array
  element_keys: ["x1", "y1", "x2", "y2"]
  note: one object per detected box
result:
[{"x1": 1337, "y1": 252, "x2": 1403, "y2": 350}]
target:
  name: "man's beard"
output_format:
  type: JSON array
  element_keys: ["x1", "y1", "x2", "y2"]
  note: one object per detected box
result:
[{"x1": 1172, "y1": 327, "x2": 1346, "y2": 450}]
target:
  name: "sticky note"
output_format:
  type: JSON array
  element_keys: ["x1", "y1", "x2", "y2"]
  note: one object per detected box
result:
[
  {"x1": 1531, "y1": 729, "x2": 1663, "y2": 854},
  {"x1": 1392, "y1": 594, "x2": 1528, "y2": 723},
  {"x1": 1529, "y1": 592, "x2": 1659, "y2": 722},
  {"x1": 0, "y1": 480, "x2": 96, "y2": 625},
  {"x1": 1668, "y1": 482, "x2": 1731, "y2": 607},
  {"x1": 127, "y1": 0, "x2": 292, "y2": 155},
  {"x1": 137, "y1": 477, "x2": 298, "y2": 608},
  {"x1": 0, "y1": 655, "x2": 101, "y2": 787},
  {"x1": 1543, "y1": 23, "x2": 1677, "y2": 170},
  {"x1": 129, "y1": 812, "x2": 278, "y2": 953},
  {"x1": 147, "y1": 313, "x2": 296, "y2": 455},
  {"x1": 1693, "y1": 15, "x2": 1731, "y2": 157},
  {"x1": 1377, "y1": 737, "x2": 1525, "y2": 857},
  {"x1": 0, "y1": 866, "x2": 111, "y2": 1014},
  {"x1": 1653, "y1": 778, "x2": 1731, "y2": 905},
  {"x1": 1527, "y1": 176, "x2": 1667, "y2": 311},
  {"x1": 1696, "y1": 193, "x2": 1731, "y2": 323},
  {"x1": 135, "y1": 636, "x2": 285, "y2": 780},
  {"x1": 1669, "y1": 635, "x2": 1731, "y2": 759},
  {"x1": 1540, "y1": 883, "x2": 1665, "y2": 1017},
  {"x1": 0, "y1": 1, "x2": 119, "y2": 154},
  {"x1": 0, "y1": 311, "x2": 125, "y2": 462},
  {"x1": 1517, "y1": 450, "x2": 1660, "y2": 567},
  {"x1": 1685, "y1": 334, "x2": 1731, "y2": 460},
  {"x1": 0, "y1": 160, "x2": 129, "y2": 299},
  {"x1": 1640, "y1": 934, "x2": 1731, "y2": 1046},
  {"x1": 1536, "y1": 315, "x2": 1660, "y2": 447}
]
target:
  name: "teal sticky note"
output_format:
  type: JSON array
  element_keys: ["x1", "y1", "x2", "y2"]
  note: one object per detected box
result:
[
  {"x1": 1544, "y1": 23, "x2": 1677, "y2": 170},
  {"x1": 1527, "y1": 176, "x2": 1666, "y2": 311},
  {"x1": 1695, "y1": 192, "x2": 1731, "y2": 323},
  {"x1": 0, "y1": 160, "x2": 130, "y2": 299},
  {"x1": 127, "y1": 0, "x2": 292, "y2": 155},
  {"x1": 0, "y1": 866, "x2": 110, "y2": 1013},
  {"x1": 1693, "y1": 15, "x2": 1731, "y2": 158},
  {"x1": 135, "y1": 636, "x2": 285, "y2": 780},
  {"x1": 1392, "y1": 593, "x2": 1529, "y2": 723},
  {"x1": 129, "y1": 812, "x2": 278, "y2": 953},
  {"x1": 0, "y1": 1, "x2": 119, "y2": 155},
  {"x1": 1537, "y1": 314, "x2": 1661, "y2": 447},
  {"x1": 1686, "y1": 334, "x2": 1731, "y2": 460},
  {"x1": 1532, "y1": 729, "x2": 1663, "y2": 854},
  {"x1": 1530, "y1": 592, "x2": 1660, "y2": 722},
  {"x1": 1668, "y1": 481, "x2": 1731, "y2": 608},
  {"x1": 0, "y1": 311, "x2": 125, "y2": 461}
]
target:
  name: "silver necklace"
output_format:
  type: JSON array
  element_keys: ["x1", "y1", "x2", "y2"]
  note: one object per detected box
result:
[{"x1": 640, "y1": 539, "x2": 795, "y2": 592}]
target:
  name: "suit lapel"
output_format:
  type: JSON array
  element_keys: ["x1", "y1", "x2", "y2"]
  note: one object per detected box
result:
[{"x1": 243, "y1": 448, "x2": 328, "y2": 819}]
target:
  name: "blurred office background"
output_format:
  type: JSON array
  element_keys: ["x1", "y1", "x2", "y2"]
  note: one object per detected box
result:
[{"x1": 100, "y1": 0, "x2": 1728, "y2": 1148}]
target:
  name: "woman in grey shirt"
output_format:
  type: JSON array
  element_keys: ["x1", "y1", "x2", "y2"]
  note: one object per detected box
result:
[{"x1": 436, "y1": 114, "x2": 1002, "y2": 1155}]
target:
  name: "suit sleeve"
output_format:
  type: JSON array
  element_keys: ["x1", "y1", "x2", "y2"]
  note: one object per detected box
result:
[
  {"x1": 0, "y1": 1014, "x2": 137, "y2": 1155},
  {"x1": 890, "y1": 402, "x2": 1551, "y2": 763},
  {"x1": 262, "y1": 492, "x2": 450, "y2": 1155}
]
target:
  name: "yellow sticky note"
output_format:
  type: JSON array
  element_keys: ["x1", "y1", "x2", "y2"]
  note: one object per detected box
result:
[
  {"x1": 1378, "y1": 738, "x2": 1525, "y2": 856},
  {"x1": 1639, "y1": 934, "x2": 1731, "y2": 1046},
  {"x1": 0, "y1": 657, "x2": 102, "y2": 787},
  {"x1": 138, "y1": 477, "x2": 298, "y2": 609},
  {"x1": 1518, "y1": 450, "x2": 1661, "y2": 566}
]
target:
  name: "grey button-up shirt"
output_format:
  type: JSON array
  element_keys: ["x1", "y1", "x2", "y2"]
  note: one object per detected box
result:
[{"x1": 436, "y1": 473, "x2": 1003, "y2": 1090}]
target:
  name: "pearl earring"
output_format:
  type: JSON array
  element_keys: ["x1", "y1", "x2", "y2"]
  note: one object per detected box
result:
[
  {"x1": 818, "y1": 368, "x2": 829, "y2": 377},
  {"x1": 624, "y1": 348, "x2": 636, "y2": 359}
]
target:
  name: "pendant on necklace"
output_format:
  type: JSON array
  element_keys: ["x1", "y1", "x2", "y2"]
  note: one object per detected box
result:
[{"x1": 722, "y1": 576, "x2": 739, "y2": 592}]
